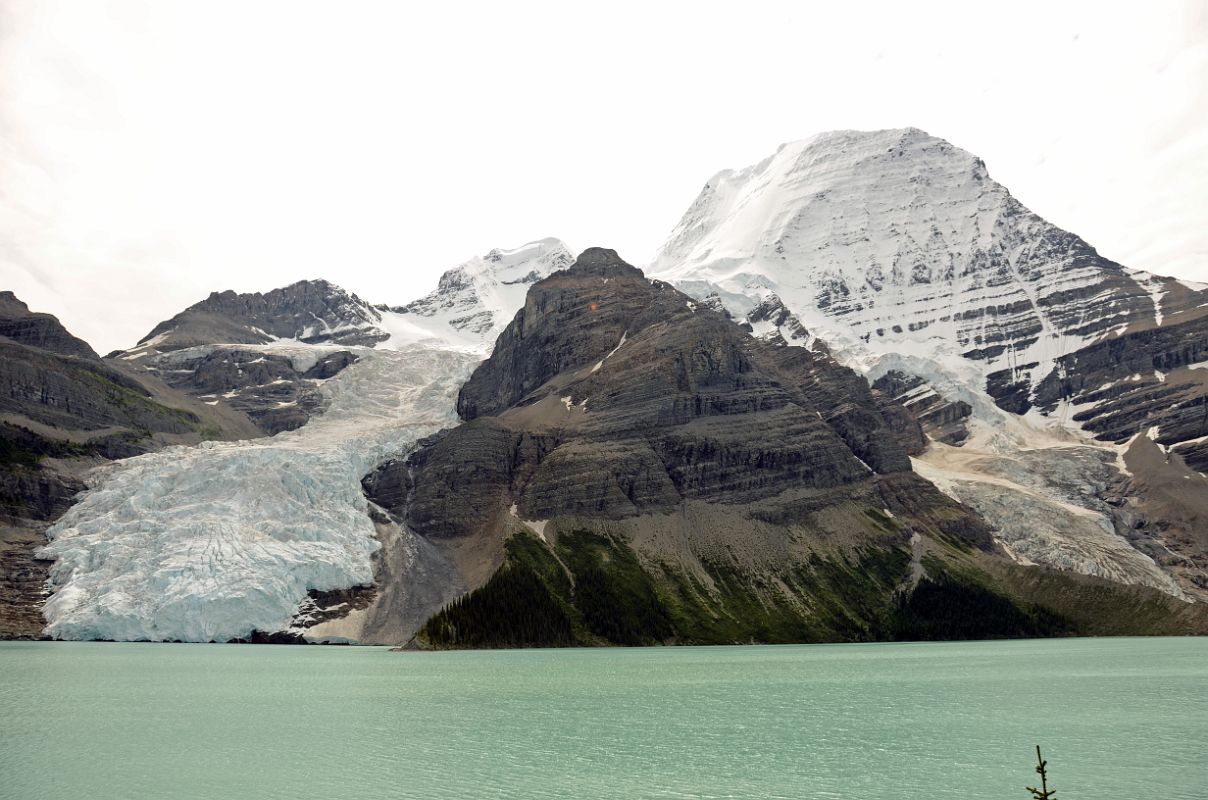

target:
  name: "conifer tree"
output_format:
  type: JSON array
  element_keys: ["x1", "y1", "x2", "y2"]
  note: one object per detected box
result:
[{"x1": 1026, "y1": 745, "x2": 1056, "y2": 800}]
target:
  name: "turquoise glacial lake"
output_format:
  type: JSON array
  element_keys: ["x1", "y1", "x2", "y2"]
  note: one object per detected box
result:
[{"x1": 1, "y1": 637, "x2": 1206, "y2": 799}]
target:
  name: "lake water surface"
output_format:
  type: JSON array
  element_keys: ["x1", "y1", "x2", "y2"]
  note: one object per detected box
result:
[{"x1": 2, "y1": 637, "x2": 1205, "y2": 799}]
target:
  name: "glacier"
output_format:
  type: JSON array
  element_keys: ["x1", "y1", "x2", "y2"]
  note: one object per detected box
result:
[
  {"x1": 38, "y1": 240, "x2": 572, "y2": 641},
  {"x1": 39, "y1": 343, "x2": 479, "y2": 642}
]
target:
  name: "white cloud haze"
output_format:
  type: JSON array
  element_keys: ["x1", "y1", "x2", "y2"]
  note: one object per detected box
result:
[{"x1": 1, "y1": 0, "x2": 1206, "y2": 354}]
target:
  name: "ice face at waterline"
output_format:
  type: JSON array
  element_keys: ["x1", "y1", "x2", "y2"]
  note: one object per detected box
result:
[{"x1": 39, "y1": 345, "x2": 479, "y2": 642}]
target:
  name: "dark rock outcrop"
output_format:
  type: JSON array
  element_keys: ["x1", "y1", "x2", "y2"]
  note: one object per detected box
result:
[
  {"x1": 414, "y1": 248, "x2": 931, "y2": 538},
  {"x1": 456, "y1": 249, "x2": 655, "y2": 420},
  {"x1": 135, "y1": 279, "x2": 387, "y2": 352},
  {"x1": 1031, "y1": 308, "x2": 1208, "y2": 448},
  {"x1": 137, "y1": 347, "x2": 357, "y2": 435},
  {"x1": 1, "y1": 341, "x2": 200, "y2": 434},
  {"x1": 0, "y1": 292, "x2": 99, "y2": 360},
  {"x1": 114, "y1": 279, "x2": 378, "y2": 435},
  {"x1": 873, "y1": 370, "x2": 973, "y2": 446}
]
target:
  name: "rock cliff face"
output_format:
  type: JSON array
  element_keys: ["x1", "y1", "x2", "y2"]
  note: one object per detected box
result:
[
  {"x1": 1032, "y1": 306, "x2": 1208, "y2": 448},
  {"x1": 0, "y1": 294, "x2": 255, "y2": 447},
  {"x1": 2, "y1": 343, "x2": 197, "y2": 435},
  {"x1": 131, "y1": 346, "x2": 358, "y2": 435},
  {"x1": 872, "y1": 370, "x2": 973, "y2": 445},
  {"x1": 0, "y1": 292, "x2": 98, "y2": 360},
  {"x1": 413, "y1": 248, "x2": 932, "y2": 531},
  {"x1": 113, "y1": 279, "x2": 387, "y2": 436}
]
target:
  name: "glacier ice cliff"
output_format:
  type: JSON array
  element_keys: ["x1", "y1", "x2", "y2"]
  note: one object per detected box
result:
[{"x1": 39, "y1": 345, "x2": 479, "y2": 641}]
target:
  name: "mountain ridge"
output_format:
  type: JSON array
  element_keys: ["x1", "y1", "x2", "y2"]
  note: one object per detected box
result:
[{"x1": 6, "y1": 127, "x2": 1208, "y2": 643}]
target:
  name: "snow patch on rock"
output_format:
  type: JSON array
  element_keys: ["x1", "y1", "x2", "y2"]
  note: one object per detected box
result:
[{"x1": 383, "y1": 238, "x2": 573, "y2": 354}]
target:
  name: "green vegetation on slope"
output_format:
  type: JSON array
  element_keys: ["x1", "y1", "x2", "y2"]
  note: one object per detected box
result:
[
  {"x1": 417, "y1": 522, "x2": 1086, "y2": 649},
  {"x1": 77, "y1": 369, "x2": 201, "y2": 432},
  {"x1": 554, "y1": 529, "x2": 674, "y2": 645},
  {"x1": 0, "y1": 422, "x2": 91, "y2": 468},
  {"x1": 891, "y1": 572, "x2": 1074, "y2": 641},
  {"x1": 419, "y1": 530, "x2": 673, "y2": 649},
  {"x1": 418, "y1": 534, "x2": 576, "y2": 648}
]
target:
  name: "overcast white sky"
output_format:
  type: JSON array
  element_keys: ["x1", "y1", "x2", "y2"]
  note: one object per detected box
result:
[{"x1": 2, "y1": 1, "x2": 1206, "y2": 354}]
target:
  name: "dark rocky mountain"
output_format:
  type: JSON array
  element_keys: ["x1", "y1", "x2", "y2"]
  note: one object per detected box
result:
[
  {"x1": 872, "y1": 370, "x2": 973, "y2": 446},
  {"x1": 109, "y1": 279, "x2": 388, "y2": 435},
  {"x1": 131, "y1": 346, "x2": 359, "y2": 435},
  {"x1": 0, "y1": 292, "x2": 98, "y2": 360},
  {"x1": 409, "y1": 249, "x2": 926, "y2": 534},
  {"x1": 1032, "y1": 303, "x2": 1208, "y2": 452},
  {"x1": 355, "y1": 250, "x2": 1206, "y2": 648},
  {"x1": 130, "y1": 278, "x2": 387, "y2": 354}
]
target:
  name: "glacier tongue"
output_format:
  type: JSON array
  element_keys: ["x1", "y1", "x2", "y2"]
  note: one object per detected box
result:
[{"x1": 39, "y1": 344, "x2": 479, "y2": 642}]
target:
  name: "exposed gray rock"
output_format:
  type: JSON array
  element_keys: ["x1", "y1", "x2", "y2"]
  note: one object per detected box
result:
[
  {"x1": 1, "y1": 341, "x2": 199, "y2": 434},
  {"x1": 0, "y1": 292, "x2": 98, "y2": 360},
  {"x1": 135, "y1": 279, "x2": 387, "y2": 352},
  {"x1": 1032, "y1": 308, "x2": 1208, "y2": 448},
  {"x1": 405, "y1": 249, "x2": 981, "y2": 547},
  {"x1": 873, "y1": 370, "x2": 973, "y2": 445},
  {"x1": 139, "y1": 347, "x2": 358, "y2": 435}
]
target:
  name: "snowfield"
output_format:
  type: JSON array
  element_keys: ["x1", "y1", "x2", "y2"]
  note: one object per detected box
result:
[{"x1": 39, "y1": 345, "x2": 479, "y2": 642}]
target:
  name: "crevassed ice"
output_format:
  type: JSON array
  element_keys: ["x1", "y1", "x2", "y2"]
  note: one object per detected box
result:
[{"x1": 39, "y1": 345, "x2": 479, "y2": 642}]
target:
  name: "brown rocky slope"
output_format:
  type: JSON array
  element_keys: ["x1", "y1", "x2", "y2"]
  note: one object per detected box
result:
[{"x1": 356, "y1": 249, "x2": 1207, "y2": 648}]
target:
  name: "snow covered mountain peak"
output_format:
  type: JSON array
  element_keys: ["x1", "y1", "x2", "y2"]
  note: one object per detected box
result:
[
  {"x1": 656, "y1": 127, "x2": 987, "y2": 282},
  {"x1": 380, "y1": 237, "x2": 573, "y2": 352},
  {"x1": 650, "y1": 127, "x2": 1185, "y2": 411},
  {"x1": 649, "y1": 127, "x2": 1208, "y2": 602}
]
